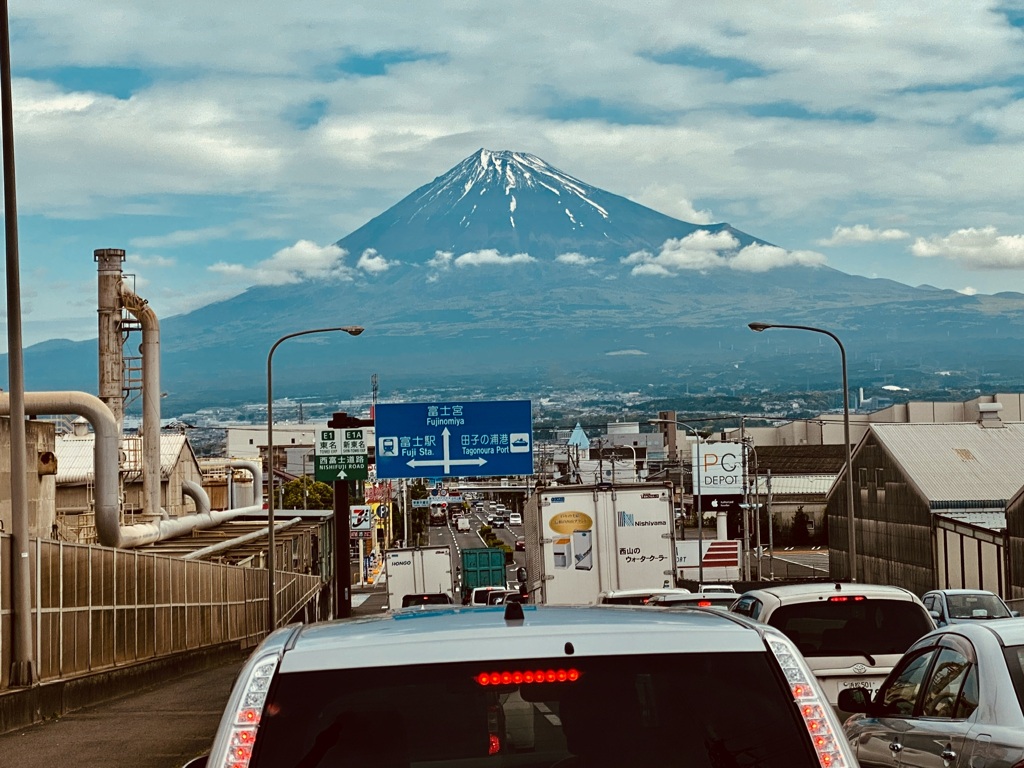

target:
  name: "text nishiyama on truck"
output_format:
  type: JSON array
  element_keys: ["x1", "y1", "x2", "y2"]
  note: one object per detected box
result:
[
  {"x1": 384, "y1": 546, "x2": 455, "y2": 611},
  {"x1": 523, "y1": 483, "x2": 676, "y2": 605}
]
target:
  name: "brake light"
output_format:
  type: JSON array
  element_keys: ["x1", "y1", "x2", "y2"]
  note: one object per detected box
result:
[
  {"x1": 697, "y1": 600, "x2": 712, "y2": 607},
  {"x1": 212, "y1": 656, "x2": 278, "y2": 768},
  {"x1": 475, "y1": 668, "x2": 581, "y2": 686},
  {"x1": 827, "y1": 595, "x2": 866, "y2": 603},
  {"x1": 766, "y1": 637, "x2": 851, "y2": 768}
]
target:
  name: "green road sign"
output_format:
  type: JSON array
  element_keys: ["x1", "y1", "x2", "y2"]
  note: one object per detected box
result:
[{"x1": 314, "y1": 453, "x2": 368, "y2": 481}]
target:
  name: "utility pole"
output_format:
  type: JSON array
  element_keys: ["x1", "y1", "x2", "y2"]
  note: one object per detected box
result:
[
  {"x1": 740, "y1": 417, "x2": 750, "y2": 581},
  {"x1": 328, "y1": 410, "x2": 373, "y2": 619}
]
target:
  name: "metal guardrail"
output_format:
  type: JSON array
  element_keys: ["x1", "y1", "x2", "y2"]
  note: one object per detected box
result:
[{"x1": 0, "y1": 533, "x2": 322, "y2": 691}]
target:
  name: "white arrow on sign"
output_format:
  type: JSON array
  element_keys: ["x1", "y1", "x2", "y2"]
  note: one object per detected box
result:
[{"x1": 406, "y1": 427, "x2": 489, "y2": 474}]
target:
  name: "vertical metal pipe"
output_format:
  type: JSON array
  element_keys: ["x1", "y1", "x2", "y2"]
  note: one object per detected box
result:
[
  {"x1": 1, "y1": 0, "x2": 34, "y2": 686},
  {"x1": 95, "y1": 248, "x2": 126, "y2": 431},
  {"x1": 695, "y1": 433, "x2": 703, "y2": 586}
]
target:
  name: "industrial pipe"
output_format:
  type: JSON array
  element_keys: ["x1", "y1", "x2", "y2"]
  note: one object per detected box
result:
[
  {"x1": 119, "y1": 284, "x2": 164, "y2": 520},
  {"x1": 0, "y1": 392, "x2": 266, "y2": 548}
]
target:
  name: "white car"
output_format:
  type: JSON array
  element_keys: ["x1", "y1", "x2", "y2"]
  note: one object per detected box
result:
[
  {"x1": 698, "y1": 583, "x2": 738, "y2": 595},
  {"x1": 193, "y1": 604, "x2": 857, "y2": 767},
  {"x1": 597, "y1": 587, "x2": 692, "y2": 605},
  {"x1": 731, "y1": 582, "x2": 936, "y2": 708}
]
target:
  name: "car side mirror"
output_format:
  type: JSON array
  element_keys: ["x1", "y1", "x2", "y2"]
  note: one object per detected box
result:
[
  {"x1": 836, "y1": 687, "x2": 873, "y2": 715},
  {"x1": 1013, "y1": 610, "x2": 1020, "y2": 618}
]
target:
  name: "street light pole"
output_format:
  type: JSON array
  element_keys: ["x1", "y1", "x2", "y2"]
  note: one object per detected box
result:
[
  {"x1": 747, "y1": 322, "x2": 857, "y2": 582},
  {"x1": 266, "y1": 326, "x2": 363, "y2": 631},
  {"x1": 649, "y1": 418, "x2": 705, "y2": 585}
]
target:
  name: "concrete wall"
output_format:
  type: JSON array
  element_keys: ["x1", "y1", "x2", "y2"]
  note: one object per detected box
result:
[{"x1": 0, "y1": 418, "x2": 56, "y2": 538}]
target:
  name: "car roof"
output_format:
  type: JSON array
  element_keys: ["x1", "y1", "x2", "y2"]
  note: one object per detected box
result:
[
  {"x1": 648, "y1": 592, "x2": 736, "y2": 603},
  {"x1": 737, "y1": 581, "x2": 921, "y2": 602},
  {"x1": 599, "y1": 588, "x2": 692, "y2": 598},
  {"x1": 924, "y1": 588, "x2": 1000, "y2": 597},
  {"x1": 918, "y1": 616, "x2": 1024, "y2": 646},
  {"x1": 277, "y1": 605, "x2": 772, "y2": 673}
]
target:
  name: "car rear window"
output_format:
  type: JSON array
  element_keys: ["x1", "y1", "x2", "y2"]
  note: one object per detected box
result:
[
  {"x1": 250, "y1": 652, "x2": 819, "y2": 767},
  {"x1": 946, "y1": 593, "x2": 1011, "y2": 619},
  {"x1": 767, "y1": 598, "x2": 934, "y2": 657}
]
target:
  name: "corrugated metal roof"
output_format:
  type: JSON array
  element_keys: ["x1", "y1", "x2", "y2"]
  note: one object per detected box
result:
[
  {"x1": 871, "y1": 422, "x2": 1024, "y2": 503},
  {"x1": 936, "y1": 511, "x2": 1006, "y2": 531},
  {"x1": 753, "y1": 445, "x2": 848, "y2": 475},
  {"x1": 751, "y1": 474, "x2": 838, "y2": 496},
  {"x1": 55, "y1": 433, "x2": 189, "y2": 484}
]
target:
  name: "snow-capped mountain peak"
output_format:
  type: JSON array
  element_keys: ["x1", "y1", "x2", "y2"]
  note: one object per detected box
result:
[{"x1": 338, "y1": 148, "x2": 742, "y2": 263}]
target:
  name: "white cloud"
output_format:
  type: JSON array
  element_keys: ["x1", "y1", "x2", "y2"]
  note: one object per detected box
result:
[
  {"x1": 131, "y1": 226, "x2": 236, "y2": 249},
  {"x1": 910, "y1": 227, "x2": 1024, "y2": 270},
  {"x1": 623, "y1": 230, "x2": 824, "y2": 275},
  {"x1": 427, "y1": 250, "x2": 454, "y2": 270},
  {"x1": 454, "y1": 249, "x2": 536, "y2": 267},
  {"x1": 629, "y1": 262, "x2": 672, "y2": 277},
  {"x1": 730, "y1": 244, "x2": 827, "y2": 272},
  {"x1": 356, "y1": 248, "x2": 395, "y2": 274},
  {"x1": 556, "y1": 252, "x2": 599, "y2": 266},
  {"x1": 959, "y1": 286, "x2": 979, "y2": 295},
  {"x1": 672, "y1": 198, "x2": 715, "y2": 226},
  {"x1": 208, "y1": 240, "x2": 351, "y2": 285},
  {"x1": 127, "y1": 253, "x2": 176, "y2": 268},
  {"x1": 605, "y1": 349, "x2": 648, "y2": 356},
  {"x1": 817, "y1": 224, "x2": 911, "y2": 247}
]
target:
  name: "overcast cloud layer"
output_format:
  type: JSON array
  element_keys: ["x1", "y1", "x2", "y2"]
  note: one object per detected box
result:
[{"x1": 3, "y1": 2, "x2": 1024, "y2": 348}]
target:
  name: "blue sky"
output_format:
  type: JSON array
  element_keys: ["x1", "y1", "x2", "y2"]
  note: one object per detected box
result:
[{"x1": 3, "y1": 2, "x2": 1024, "y2": 350}]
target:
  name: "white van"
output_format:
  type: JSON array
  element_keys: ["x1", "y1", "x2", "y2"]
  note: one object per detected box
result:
[
  {"x1": 456, "y1": 516, "x2": 471, "y2": 532},
  {"x1": 730, "y1": 582, "x2": 935, "y2": 707},
  {"x1": 507, "y1": 511, "x2": 522, "y2": 526}
]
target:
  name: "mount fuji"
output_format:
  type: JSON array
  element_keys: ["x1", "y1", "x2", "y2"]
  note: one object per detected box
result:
[{"x1": 12, "y1": 149, "x2": 1024, "y2": 410}]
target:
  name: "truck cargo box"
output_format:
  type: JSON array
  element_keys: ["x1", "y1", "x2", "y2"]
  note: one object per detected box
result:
[
  {"x1": 384, "y1": 546, "x2": 454, "y2": 611},
  {"x1": 524, "y1": 483, "x2": 676, "y2": 605}
]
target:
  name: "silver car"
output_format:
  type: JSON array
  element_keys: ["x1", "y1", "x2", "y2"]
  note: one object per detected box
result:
[
  {"x1": 922, "y1": 588, "x2": 1018, "y2": 627},
  {"x1": 841, "y1": 618, "x2": 1024, "y2": 767},
  {"x1": 192, "y1": 604, "x2": 858, "y2": 767}
]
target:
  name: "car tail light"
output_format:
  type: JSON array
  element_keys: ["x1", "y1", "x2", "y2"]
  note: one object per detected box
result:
[
  {"x1": 766, "y1": 637, "x2": 851, "y2": 768},
  {"x1": 475, "y1": 668, "x2": 580, "y2": 686},
  {"x1": 827, "y1": 595, "x2": 866, "y2": 603},
  {"x1": 211, "y1": 655, "x2": 279, "y2": 768},
  {"x1": 697, "y1": 600, "x2": 712, "y2": 607}
]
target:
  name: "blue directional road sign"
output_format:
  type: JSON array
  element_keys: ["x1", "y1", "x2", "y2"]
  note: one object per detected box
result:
[{"x1": 375, "y1": 400, "x2": 533, "y2": 480}]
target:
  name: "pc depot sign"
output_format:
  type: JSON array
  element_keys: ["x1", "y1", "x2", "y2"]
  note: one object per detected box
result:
[
  {"x1": 314, "y1": 427, "x2": 368, "y2": 481},
  {"x1": 692, "y1": 442, "x2": 743, "y2": 495}
]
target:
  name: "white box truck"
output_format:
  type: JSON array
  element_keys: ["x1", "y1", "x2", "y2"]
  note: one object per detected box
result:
[
  {"x1": 384, "y1": 546, "x2": 455, "y2": 611},
  {"x1": 523, "y1": 483, "x2": 676, "y2": 605}
]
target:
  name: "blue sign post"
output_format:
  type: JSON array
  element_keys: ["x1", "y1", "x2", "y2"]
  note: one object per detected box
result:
[{"x1": 375, "y1": 400, "x2": 534, "y2": 479}]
